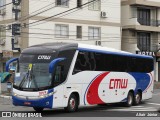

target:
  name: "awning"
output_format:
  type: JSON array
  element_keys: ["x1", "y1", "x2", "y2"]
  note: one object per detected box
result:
[{"x1": 0, "y1": 72, "x2": 11, "y2": 83}]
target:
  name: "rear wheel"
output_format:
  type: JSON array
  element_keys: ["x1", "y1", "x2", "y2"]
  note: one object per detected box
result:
[
  {"x1": 133, "y1": 91, "x2": 142, "y2": 105},
  {"x1": 33, "y1": 107, "x2": 44, "y2": 112},
  {"x1": 64, "y1": 94, "x2": 78, "y2": 112},
  {"x1": 125, "y1": 92, "x2": 134, "y2": 107}
]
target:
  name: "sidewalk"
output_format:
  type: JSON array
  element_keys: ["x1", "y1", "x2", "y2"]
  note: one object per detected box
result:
[
  {"x1": 154, "y1": 82, "x2": 160, "y2": 89},
  {"x1": 0, "y1": 91, "x2": 12, "y2": 99}
]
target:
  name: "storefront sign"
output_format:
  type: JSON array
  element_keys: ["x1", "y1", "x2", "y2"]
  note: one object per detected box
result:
[
  {"x1": 136, "y1": 51, "x2": 155, "y2": 56},
  {"x1": 2, "y1": 50, "x2": 13, "y2": 58}
]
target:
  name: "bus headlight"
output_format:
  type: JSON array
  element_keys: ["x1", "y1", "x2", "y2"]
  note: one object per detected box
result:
[
  {"x1": 39, "y1": 91, "x2": 56, "y2": 98},
  {"x1": 48, "y1": 92, "x2": 54, "y2": 96},
  {"x1": 39, "y1": 95, "x2": 45, "y2": 98},
  {"x1": 13, "y1": 93, "x2": 18, "y2": 96}
]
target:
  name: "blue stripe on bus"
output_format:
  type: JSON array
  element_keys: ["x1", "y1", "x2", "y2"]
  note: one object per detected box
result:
[
  {"x1": 121, "y1": 73, "x2": 150, "y2": 102},
  {"x1": 128, "y1": 73, "x2": 150, "y2": 93},
  {"x1": 78, "y1": 48, "x2": 153, "y2": 59},
  {"x1": 12, "y1": 89, "x2": 54, "y2": 109}
]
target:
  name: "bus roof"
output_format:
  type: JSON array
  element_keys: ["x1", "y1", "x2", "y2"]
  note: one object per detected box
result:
[
  {"x1": 22, "y1": 42, "x2": 78, "y2": 54},
  {"x1": 22, "y1": 42, "x2": 153, "y2": 59},
  {"x1": 78, "y1": 43, "x2": 153, "y2": 59}
]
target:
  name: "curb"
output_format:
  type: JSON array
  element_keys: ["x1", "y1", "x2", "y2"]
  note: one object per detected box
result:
[
  {"x1": 154, "y1": 82, "x2": 160, "y2": 89},
  {"x1": 0, "y1": 95, "x2": 12, "y2": 99}
]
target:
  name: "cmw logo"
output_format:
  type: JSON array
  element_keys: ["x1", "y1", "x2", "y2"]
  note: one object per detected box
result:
[
  {"x1": 109, "y1": 79, "x2": 128, "y2": 89},
  {"x1": 38, "y1": 55, "x2": 51, "y2": 60}
]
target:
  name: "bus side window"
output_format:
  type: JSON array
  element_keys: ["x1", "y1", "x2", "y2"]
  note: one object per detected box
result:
[
  {"x1": 73, "y1": 52, "x2": 91, "y2": 74},
  {"x1": 88, "y1": 52, "x2": 96, "y2": 70},
  {"x1": 53, "y1": 65, "x2": 64, "y2": 87}
]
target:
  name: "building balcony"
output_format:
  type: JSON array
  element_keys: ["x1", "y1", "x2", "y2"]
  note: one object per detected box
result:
[
  {"x1": 150, "y1": 44, "x2": 159, "y2": 52},
  {"x1": 122, "y1": 18, "x2": 160, "y2": 32},
  {"x1": 138, "y1": 18, "x2": 160, "y2": 27},
  {"x1": 137, "y1": 44, "x2": 159, "y2": 52},
  {"x1": 122, "y1": 0, "x2": 160, "y2": 8}
]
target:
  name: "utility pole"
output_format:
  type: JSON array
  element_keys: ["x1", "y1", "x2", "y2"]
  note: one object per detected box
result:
[{"x1": 11, "y1": 0, "x2": 21, "y2": 52}]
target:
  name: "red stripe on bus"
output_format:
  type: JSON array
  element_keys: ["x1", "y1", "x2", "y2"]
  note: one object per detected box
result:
[{"x1": 86, "y1": 72, "x2": 109, "y2": 105}]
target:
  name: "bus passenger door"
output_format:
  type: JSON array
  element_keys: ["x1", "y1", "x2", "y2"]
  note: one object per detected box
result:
[{"x1": 52, "y1": 65, "x2": 65, "y2": 108}]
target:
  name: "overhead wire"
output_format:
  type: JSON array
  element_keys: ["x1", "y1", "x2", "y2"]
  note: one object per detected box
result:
[
  {"x1": 0, "y1": 2, "x2": 12, "y2": 8},
  {"x1": 24, "y1": 0, "x2": 97, "y2": 27}
]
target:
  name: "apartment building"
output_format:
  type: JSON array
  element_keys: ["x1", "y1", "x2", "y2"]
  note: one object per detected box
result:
[
  {"x1": 0, "y1": 0, "x2": 121, "y2": 72},
  {"x1": 121, "y1": 0, "x2": 160, "y2": 81}
]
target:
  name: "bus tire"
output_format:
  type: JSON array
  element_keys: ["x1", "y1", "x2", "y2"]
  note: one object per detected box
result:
[
  {"x1": 125, "y1": 92, "x2": 133, "y2": 107},
  {"x1": 133, "y1": 91, "x2": 142, "y2": 105},
  {"x1": 64, "y1": 94, "x2": 78, "y2": 112},
  {"x1": 33, "y1": 107, "x2": 44, "y2": 112}
]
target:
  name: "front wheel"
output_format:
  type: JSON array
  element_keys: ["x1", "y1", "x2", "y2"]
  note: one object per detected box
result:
[
  {"x1": 125, "y1": 92, "x2": 134, "y2": 107},
  {"x1": 33, "y1": 107, "x2": 44, "y2": 112},
  {"x1": 64, "y1": 94, "x2": 78, "y2": 112}
]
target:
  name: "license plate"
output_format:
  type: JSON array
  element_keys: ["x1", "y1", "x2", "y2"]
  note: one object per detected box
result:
[{"x1": 24, "y1": 102, "x2": 31, "y2": 105}]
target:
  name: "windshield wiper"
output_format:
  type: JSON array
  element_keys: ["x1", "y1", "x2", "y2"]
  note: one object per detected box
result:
[
  {"x1": 18, "y1": 73, "x2": 28, "y2": 90},
  {"x1": 30, "y1": 73, "x2": 39, "y2": 91},
  {"x1": 18, "y1": 63, "x2": 38, "y2": 90}
]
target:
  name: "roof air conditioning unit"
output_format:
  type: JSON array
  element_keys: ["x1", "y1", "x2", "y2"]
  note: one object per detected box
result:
[
  {"x1": 96, "y1": 40, "x2": 101, "y2": 46},
  {"x1": 0, "y1": 39, "x2": 6, "y2": 45},
  {"x1": 101, "y1": 11, "x2": 107, "y2": 18},
  {"x1": 0, "y1": 10, "x2": 6, "y2": 16}
]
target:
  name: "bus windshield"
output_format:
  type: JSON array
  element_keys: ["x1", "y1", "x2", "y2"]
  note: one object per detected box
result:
[{"x1": 14, "y1": 63, "x2": 52, "y2": 90}]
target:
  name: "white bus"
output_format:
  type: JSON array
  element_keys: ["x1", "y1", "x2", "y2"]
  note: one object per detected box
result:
[{"x1": 6, "y1": 42, "x2": 154, "y2": 112}]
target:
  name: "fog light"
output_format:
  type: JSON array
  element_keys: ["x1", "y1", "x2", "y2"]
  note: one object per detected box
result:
[
  {"x1": 46, "y1": 101, "x2": 49, "y2": 105},
  {"x1": 39, "y1": 95, "x2": 45, "y2": 98},
  {"x1": 13, "y1": 93, "x2": 17, "y2": 96}
]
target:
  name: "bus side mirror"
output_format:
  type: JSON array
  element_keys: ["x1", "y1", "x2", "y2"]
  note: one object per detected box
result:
[
  {"x1": 6, "y1": 58, "x2": 19, "y2": 72},
  {"x1": 49, "y1": 58, "x2": 66, "y2": 73}
]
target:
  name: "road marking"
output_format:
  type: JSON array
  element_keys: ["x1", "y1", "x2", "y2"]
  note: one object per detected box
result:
[
  {"x1": 108, "y1": 108, "x2": 157, "y2": 111},
  {"x1": 109, "y1": 109, "x2": 157, "y2": 111},
  {"x1": 147, "y1": 103, "x2": 160, "y2": 106},
  {"x1": 131, "y1": 106, "x2": 144, "y2": 107},
  {"x1": 130, "y1": 107, "x2": 155, "y2": 109},
  {"x1": 153, "y1": 93, "x2": 160, "y2": 96},
  {"x1": 100, "y1": 106, "x2": 158, "y2": 112}
]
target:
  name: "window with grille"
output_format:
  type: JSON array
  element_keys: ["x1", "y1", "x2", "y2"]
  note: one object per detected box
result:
[
  {"x1": 137, "y1": 32, "x2": 150, "y2": 51},
  {"x1": 88, "y1": 0, "x2": 100, "y2": 11},
  {"x1": 77, "y1": 0, "x2": 82, "y2": 8},
  {"x1": 76, "y1": 26, "x2": 82, "y2": 39},
  {"x1": 0, "y1": 25, "x2": 6, "y2": 39},
  {"x1": 0, "y1": 0, "x2": 5, "y2": 9},
  {"x1": 56, "y1": 0, "x2": 69, "y2": 6},
  {"x1": 55, "y1": 24, "x2": 69, "y2": 38},
  {"x1": 88, "y1": 27, "x2": 101, "y2": 40}
]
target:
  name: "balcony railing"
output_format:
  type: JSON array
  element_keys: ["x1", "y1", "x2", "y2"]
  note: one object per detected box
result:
[
  {"x1": 137, "y1": 44, "x2": 150, "y2": 52},
  {"x1": 137, "y1": 44, "x2": 160, "y2": 52},
  {"x1": 137, "y1": 18, "x2": 160, "y2": 27}
]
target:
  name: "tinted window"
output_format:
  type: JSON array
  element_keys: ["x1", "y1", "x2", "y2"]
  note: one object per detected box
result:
[
  {"x1": 73, "y1": 51, "x2": 153, "y2": 74},
  {"x1": 53, "y1": 50, "x2": 76, "y2": 87}
]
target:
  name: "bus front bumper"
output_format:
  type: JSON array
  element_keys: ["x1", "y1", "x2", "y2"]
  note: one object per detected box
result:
[{"x1": 12, "y1": 95, "x2": 53, "y2": 109}]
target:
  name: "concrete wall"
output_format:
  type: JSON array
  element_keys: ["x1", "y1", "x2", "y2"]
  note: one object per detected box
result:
[
  {"x1": 0, "y1": 0, "x2": 13, "y2": 53},
  {"x1": 28, "y1": 0, "x2": 121, "y2": 49},
  {"x1": 0, "y1": 0, "x2": 121, "y2": 51}
]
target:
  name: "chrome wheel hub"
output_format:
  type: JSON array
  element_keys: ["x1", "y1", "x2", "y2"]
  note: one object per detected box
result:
[
  {"x1": 136, "y1": 94, "x2": 140, "y2": 103},
  {"x1": 128, "y1": 95, "x2": 132, "y2": 105},
  {"x1": 70, "y1": 98, "x2": 75, "y2": 109}
]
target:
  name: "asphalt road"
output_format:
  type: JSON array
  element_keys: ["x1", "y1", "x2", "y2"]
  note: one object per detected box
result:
[{"x1": 0, "y1": 89, "x2": 160, "y2": 118}]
